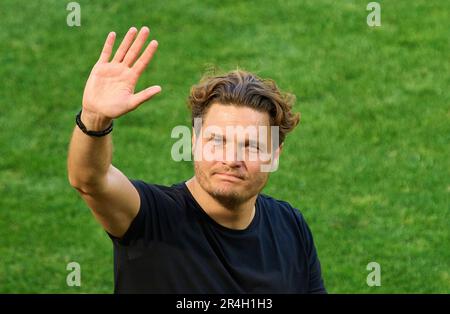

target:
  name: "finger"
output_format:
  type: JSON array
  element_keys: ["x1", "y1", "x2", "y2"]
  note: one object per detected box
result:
[
  {"x1": 123, "y1": 26, "x2": 150, "y2": 67},
  {"x1": 98, "y1": 32, "x2": 116, "y2": 63},
  {"x1": 129, "y1": 85, "x2": 162, "y2": 110},
  {"x1": 112, "y1": 27, "x2": 138, "y2": 63},
  {"x1": 132, "y1": 40, "x2": 158, "y2": 76}
]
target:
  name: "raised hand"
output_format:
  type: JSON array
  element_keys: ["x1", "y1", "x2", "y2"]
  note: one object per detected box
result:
[{"x1": 82, "y1": 26, "x2": 161, "y2": 120}]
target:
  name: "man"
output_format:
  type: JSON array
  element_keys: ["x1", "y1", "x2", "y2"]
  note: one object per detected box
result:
[{"x1": 67, "y1": 26, "x2": 326, "y2": 293}]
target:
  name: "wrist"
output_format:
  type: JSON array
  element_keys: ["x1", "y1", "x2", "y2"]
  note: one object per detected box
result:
[{"x1": 80, "y1": 109, "x2": 113, "y2": 131}]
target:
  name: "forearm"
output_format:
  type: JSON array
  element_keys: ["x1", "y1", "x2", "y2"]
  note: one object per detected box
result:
[
  {"x1": 67, "y1": 110, "x2": 114, "y2": 192},
  {"x1": 68, "y1": 27, "x2": 160, "y2": 192}
]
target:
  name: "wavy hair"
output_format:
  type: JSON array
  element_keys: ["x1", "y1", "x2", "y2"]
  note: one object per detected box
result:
[{"x1": 187, "y1": 69, "x2": 300, "y2": 145}]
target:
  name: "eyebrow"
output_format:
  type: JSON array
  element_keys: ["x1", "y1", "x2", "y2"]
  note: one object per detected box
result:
[
  {"x1": 246, "y1": 139, "x2": 259, "y2": 147},
  {"x1": 209, "y1": 133, "x2": 266, "y2": 149}
]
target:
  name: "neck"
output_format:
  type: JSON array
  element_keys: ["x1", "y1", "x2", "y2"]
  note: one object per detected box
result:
[{"x1": 186, "y1": 177, "x2": 257, "y2": 230}]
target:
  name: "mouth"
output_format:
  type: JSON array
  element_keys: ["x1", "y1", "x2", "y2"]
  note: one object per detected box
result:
[{"x1": 214, "y1": 172, "x2": 244, "y2": 181}]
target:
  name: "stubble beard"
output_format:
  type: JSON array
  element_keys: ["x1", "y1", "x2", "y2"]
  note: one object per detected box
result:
[{"x1": 194, "y1": 162, "x2": 268, "y2": 209}]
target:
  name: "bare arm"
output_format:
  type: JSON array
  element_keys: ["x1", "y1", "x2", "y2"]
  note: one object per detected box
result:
[{"x1": 67, "y1": 26, "x2": 161, "y2": 238}]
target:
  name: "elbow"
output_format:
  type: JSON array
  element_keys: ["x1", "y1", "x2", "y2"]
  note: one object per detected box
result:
[
  {"x1": 68, "y1": 174, "x2": 89, "y2": 195},
  {"x1": 67, "y1": 171, "x2": 108, "y2": 195},
  {"x1": 67, "y1": 165, "x2": 82, "y2": 190},
  {"x1": 67, "y1": 170, "x2": 78, "y2": 189}
]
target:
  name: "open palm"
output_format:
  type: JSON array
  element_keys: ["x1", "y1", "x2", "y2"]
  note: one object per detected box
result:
[{"x1": 82, "y1": 27, "x2": 161, "y2": 119}]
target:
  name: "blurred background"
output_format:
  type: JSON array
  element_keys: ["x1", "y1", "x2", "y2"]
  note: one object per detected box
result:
[{"x1": 0, "y1": 0, "x2": 448, "y2": 293}]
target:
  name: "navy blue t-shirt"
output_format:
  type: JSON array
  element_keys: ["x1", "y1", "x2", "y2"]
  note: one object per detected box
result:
[{"x1": 109, "y1": 180, "x2": 326, "y2": 294}]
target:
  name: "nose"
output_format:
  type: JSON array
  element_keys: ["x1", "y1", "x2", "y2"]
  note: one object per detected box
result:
[
  {"x1": 221, "y1": 158, "x2": 244, "y2": 169},
  {"x1": 221, "y1": 141, "x2": 246, "y2": 165}
]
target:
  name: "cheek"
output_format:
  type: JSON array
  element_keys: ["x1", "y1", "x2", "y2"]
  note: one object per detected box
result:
[
  {"x1": 244, "y1": 166, "x2": 265, "y2": 184},
  {"x1": 245, "y1": 161, "x2": 264, "y2": 174},
  {"x1": 195, "y1": 161, "x2": 215, "y2": 176}
]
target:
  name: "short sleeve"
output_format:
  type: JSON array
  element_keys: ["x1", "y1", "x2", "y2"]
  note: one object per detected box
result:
[
  {"x1": 107, "y1": 179, "x2": 164, "y2": 246},
  {"x1": 294, "y1": 210, "x2": 327, "y2": 294}
]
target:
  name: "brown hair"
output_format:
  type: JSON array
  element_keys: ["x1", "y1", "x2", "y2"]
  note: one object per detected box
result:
[{"x1": 187, "y1": 69, "x2": 300, "y2": 145}]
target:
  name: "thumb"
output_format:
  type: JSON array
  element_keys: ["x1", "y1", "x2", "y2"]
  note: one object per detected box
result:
[{"x1": 129, "y1": 85, "x2": 162, "y2": 110}]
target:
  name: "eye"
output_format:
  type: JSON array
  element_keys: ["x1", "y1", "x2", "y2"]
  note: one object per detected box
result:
[
  {"x1": 213, "y1": 137, "x2": 223, "y2": 145},
  {"x1": 247, "y1": 143, "x2": 259, "y2": 151}
]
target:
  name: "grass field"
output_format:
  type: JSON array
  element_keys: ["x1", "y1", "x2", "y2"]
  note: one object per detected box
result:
[{"x1": 0, "y1": 0, "x2": 448, "y2": 293}]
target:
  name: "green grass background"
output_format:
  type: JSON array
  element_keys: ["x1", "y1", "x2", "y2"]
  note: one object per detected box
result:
[{"x1": 0, "y1": 0, "x2": 448, "y2": 293}]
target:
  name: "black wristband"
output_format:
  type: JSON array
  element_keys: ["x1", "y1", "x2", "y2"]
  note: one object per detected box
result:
[{"x1": 76, "y1": 109, "x2": 113, "y2": 137}]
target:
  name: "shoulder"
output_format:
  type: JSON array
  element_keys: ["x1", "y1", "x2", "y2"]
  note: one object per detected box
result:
[
  {"x1": 112, "y1": 180, "x2": 189, "y2": 245},
  {"x1": 129, "y1": 179, "x2": 187, "y2": 205},
  {"x1": 258, "y1": 193, "x2": 313, "y2": 242},
  {"x1": 258, "y1": 193, "x2": 306, "y2": 222}
]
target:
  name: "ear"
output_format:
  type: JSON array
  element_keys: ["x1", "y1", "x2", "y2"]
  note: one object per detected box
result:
[
  {"x1": 270, "y1": 143, "x2": 283, "y2": 172},
  {"x1": 274, "y1": 143, "x2": 283, "y2": 159},
  {"x1": 191, "y1": 127, "x2": 196, "y2": 155}
]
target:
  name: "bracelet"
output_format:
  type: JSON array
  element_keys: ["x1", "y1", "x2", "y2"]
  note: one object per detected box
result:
[{"x1": 76, "y1": 109, "x2": 113, "y2": 137}]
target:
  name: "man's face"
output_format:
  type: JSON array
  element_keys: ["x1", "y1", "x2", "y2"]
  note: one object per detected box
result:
[{"x1": 192, "y1": 103, "x2": 281, "y2": 207}]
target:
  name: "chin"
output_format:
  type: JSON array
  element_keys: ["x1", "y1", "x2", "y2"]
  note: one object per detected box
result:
[
  {"x1": 206, "y1": 180, "x2": 243, "y2": 201},
  {"x1": 211, "y1": 190, "x2": 246, "y2": 207},
  {"x1": 211, "y1": 184, "x2": 239, "y2": 197}
]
